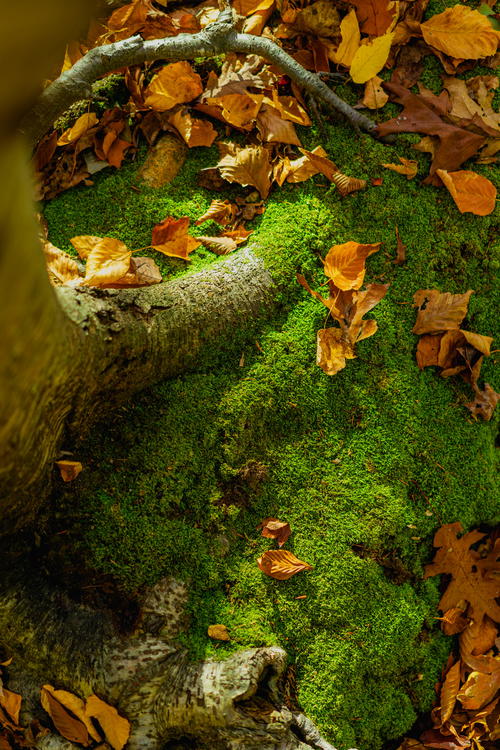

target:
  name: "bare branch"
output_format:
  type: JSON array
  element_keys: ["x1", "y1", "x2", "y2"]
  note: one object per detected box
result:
[{"x1": 22, "y1": 9, "x2": 377, "y2": 144}]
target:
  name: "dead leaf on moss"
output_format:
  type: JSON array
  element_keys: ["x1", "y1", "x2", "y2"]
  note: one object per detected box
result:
[
  {"x1": 382, "y1": 157, "x2": 418, "y2": 179},
  {"x1": 317, "y1": 327, "x2": 355, "y2": 375},
  {"x1": 208, "y1": 624, "x2": 230, "y2": 641},
  {"x1": 257, "y1": 518, "x2": 291, "y2": 547},
  {"x1": 196, "y1": 235, "x2": 237, "y2": 255},
  {"x1": 216, "y1": 143, "x2": 272, "y2": 198},
  {"x1": 81, "y1": 237, "x2": 132, "y2": 287},
  {"x1": 412, "y1": 289, "x2": 473, "y2": 335},
  {"x1": 466, "y1": 384, "x2": 500, "y2": 422},
  {"x1": 436, "y1": 169, "x2": 497, "y2": 216},
  {"x1": 169, "y1": 109, "x2": 217, "y2": 148},
  {"x1": 55, "y1": 460, "x2": 83, "y2": 482},
  {"x1": 362, "y1": 75, "x2": 389, "y2": 109},
  {"x1": 151, "y1": 216, "x2": 201, "y2": 260},
  {"x1": 196, "y1": 200, "x2": 238, "y2": 226},
  {"x1": 323, "y1": 241, "x2": 381, "y2": 291},
  {"x1": 420, "y1": 6, "x2": 499, "y2": 61},
  {"x1": 85, "y1": 695, "x2": 130, "y2": 750},
  {"x1": 44, "y1": 242, "x2": 82, "y2": 286},
  {"x1": 257, "y1": 550, "x2": 313, "y2": 580}
]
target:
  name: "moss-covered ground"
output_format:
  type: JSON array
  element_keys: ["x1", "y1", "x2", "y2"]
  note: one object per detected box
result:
[{"x1": 43, "y1": 75, "x2": 499, "y2": 749}]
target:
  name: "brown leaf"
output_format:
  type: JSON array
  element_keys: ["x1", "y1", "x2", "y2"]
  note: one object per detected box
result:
[
  {"x1": 257, "y1": 518, "x2": 291, "y2": 547},
  {"x1": 222, "y1": 227, "x2": 253, "y2": 245},
  {"x1": 100, "y1": 257, "x2": 162, "y2": 288},
  {"x1": 82, "y1": 238, "x2": 132, "y2": 287},
  {"x1": 382, "y1": 157, "x2": 418, "y2": 179},
  {"x1": 466, "y1": 383, "x2": 500, "y2": 422},
  {"x1": 169, "y1": 109, "x2": 217, "y2": 148},
  {"x1": 420, "y1": 6, "x2": 499, "y2": 61},
  {"x1": 196, "y1": 236, "x2": 237, "y2": 255},
  {"x1": 323, "y1": 241, "x2": 381, "y2": 291},
  {"x1": 85, "y1": 695, "x2": 130, "y2": 750},
  {"x1": 205, "y1": 92, "x2": 263, "y2": 130},
  {"x1": 438, "y1": 604, "x2": 469, "y2": 635},
  {"x1": 55, "y1": 460, "x2": 83, "y2": 482},
  {"x1": 40, "y1": 686, "x2": 99, "y2": 745},
  {"x1": 286, "y1": 146, "x2": 329, "y2": 183},
  {"x1": 316, "y1": 328, "x2": 355, "y2": 375},
  {"x1": 412, "y1": 289, "x2": 473, "y2": 335},
  {"x1": 196, "y1": 200, "x2": 238, "y2": 226},
  {"x1": 331, "y1": 172, "x2": 367, "y2": 197},
  {"x1": 460, "y1": 614, "x2": 498, "y2": 659},
  {"x1": 257, "y1": 549, "x2": 313, "y2": 580},
  {"x1": 144, "y1": 61, "x2": 203, "y2": 112},
  {"x1": 57, "y1": 113, "x2": 99, "y2": 146},
  {"x1": 216, "y1": 143, "x2": 272, "y2": 198},
  {"x1": 436, "y1": 169, "x2": 497, "y2": 216},
  {"x1": 151, "y1": 216, "x2": 201, "y2": 260},
  {"x1": 0, "y1": 690, "x2": 21, "y2": 726},
  {"x1": 362, "y1": 75, "x2": 389, "y2": 109},
  {"x1": 43, "y1": 242, "x2": 82, "y2": 286},
  {"x1": 351, "y1": 0, "x2": 398, "y2": 36},
  {"x1": 207, "y1": 624, "x2": 230, "y2": 641},
  {"x1": 457, "y1": 664, "x2": 500, "y2": 710},
  {"x1": 256, "y1": 105, "x2": 301, "y2": 146},
  {"x1": 440, "y1": 660, "x2": 461, "y2": 725},
  {"x1": 393, "y1": 226, "x2": 406, "y2": 265}
]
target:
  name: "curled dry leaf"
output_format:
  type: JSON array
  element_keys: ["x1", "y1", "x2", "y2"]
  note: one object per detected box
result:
[
  {"x1": 196, "y1": 236, "x2": 237, "y2": 255},
  {"x1": 43, "y1": 242, "x2": 82, "y2": 286},
  {"x1": 207, "y1": 624, "x2": 230, "y2": 641},
  {"x1": 257, "y1": 517, "x2": 291, "y2": 547},
  {"x1": 420, "y1": 6, "x2": 499, "y2": 61},
  {"x1": 394, "y1": 226, "x2": 406, "y2": 265},
  {"x1": 57, "y1": 113, "x2": 99, "y2": 146},
  {"x1": 412, "y1": 289, "x2": 473, "y2": 335},
  {"x1": 350, "y1": 31, "x2": 395, "y2": 85},
  {"x1": 323, "y1": 241, "x2": 381, "y2": 291},
  {"x1": 438, "y1": 604, "x2": 469, "y2": 636},
  {"x1": 382, "y1": 157, "x2": 418, "y2": 179},
  {"x1": 41, "y1": 685, "x2": 99, "y2": 746},
  {"x1": 151, "y1": 216, "x2": 202, "y2": 260},
  {"x1": 436, "y1": 169, "x2": 497, "y2": 216},
  {"x1": 457, "y1": 664, "x2": 500, "y2": 710},
  {"x1": 144, "y1": 61, "x2": 203, "y2": 111},
  {"x1": 331, "y1": 171, "x2": 367, "y2": 196},
  {"x1": 55, "y1": 460, "x2": 83, "y2": 482},
  {"x1": 169, "y1": 109, "x2": 217, "y2": 148},
  {"x1": 196, "y1": 200, "x2": 238, "y2": 226},
  {"x1": 440, "y1": 660, "x2": 461, "y2": 725},
  {"x1": 317, "y1": 327, "x2": 355, "y2": 375},
  {"x1": 466, "y1": 384, "x2": 500, "y2": 422},
  {"x1": 216, "y1": 143, "x2": 272, "y2": 198},
  {"x1": 85, "y1": 695, "x2": 130, "y2": 750},
  {"x1": 257, "y1": 550, "x2": 313, "y2": 580}
]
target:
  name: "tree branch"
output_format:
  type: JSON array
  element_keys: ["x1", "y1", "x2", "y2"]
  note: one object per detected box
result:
[{"x1": 22, "y1": 8, "x2": 377, "y2": 144}]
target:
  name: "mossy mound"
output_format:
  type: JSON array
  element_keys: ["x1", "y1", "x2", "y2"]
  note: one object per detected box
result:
[{"x1": 44, "y1": 107, "x2": 499, "y2": 749}]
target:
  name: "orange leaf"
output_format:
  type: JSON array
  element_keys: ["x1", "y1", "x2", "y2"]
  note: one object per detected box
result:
[
  {"x1": 257, "y1": 518, "x2": 291, "y2": 547},
  {"x1": 362, "y1": 76, "x2": 389, "y2": 110},
  {"x1": 151, "y1": 216, "x2": 201, "y2": 261},
  {"x1": 99, "y1": 256, "x2": 162, "y2": 288},
  {"x1": 43, "y1": 242, "x2": 82, "y2": 286},
  {"x1": 81, "y1": 237, "x2": 132, "y2": 287},
  {"x1": 382, "y1": 157, "x2": 418, "y2": 179},
  {"x1": 323, "y1": 241, "x2": 381, "y2": 291},
  {"x1": 40, "y1": 686, "x2": 99, "y2": 746},
  {"x1": 169, "y1": 109, "x2": 217, "y2": 148},
  {"x1": 85, "y1": 695, "x2": 130, "y2": 750},
  {"x1": 257, "y1": 550, "x2": 313, "y2": 580},
  {"x1": 332, "y1": 9, "x2": 360, "y2": 67},
  {"x1": 57, "y1": 113, "x2": 98, "y2": 146},
  {"x1": 196, "y1": 200, "x2": 237, "y2": 226},
  {"x1": 55, "y1": 460, "x2": 83, "y2": 482},
  {"x1": 420, "y1": 6, "x2": 499, "y2": 61},
  {"x1": 144, "y1": 61, "x2": 203, "y2": 112},
  {"x1": 216, "y1": 143, "x2": 272, "y2": 199},
  {"x1": 439, "y1": 660, "x2": 461, "y2": 725},
  {"x1": 317, "y1": 327, "x2": 356, "y2": 375},
  {"x1": 412, "y1": 289, "x2": 473, "y2": 335},
  {"x1": 0, "y1": 689, "x2": 21, "y2": 726},
  {"x1": 436, "y1": 169, "x2": 497, "y2": 216},
  {"x1": 457, "y1": 665, "x2": 500, "y2": 710}
]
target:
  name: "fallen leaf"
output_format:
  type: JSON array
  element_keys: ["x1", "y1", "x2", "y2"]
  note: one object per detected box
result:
[
  {"x1": 317, "y1": 327, "x2": 355, "y2": 375},
  {"x1": 196, "y1": 200, "x2": 238, "y2": 226},
  {"x1": 169, "y1": 109, "x2": 217, "y2": 148},
  {"x1": 440, "y1": 660, "x2": 461, "y2": 725},
  {"x1": 257, "y1": 518, "x2": 291, "y2": 547},
  {"x1": 222, "y1": 226, "x2": 253, "y2": 245},
  {"x1": 207, "y1": 624, "x2": 230, "y2": 641},
  {"x1": 144, "y1": 61, "x2": 203, "y2": 111},
  {"x1": 258, "y1": 549, "x2": 313, "y2": 580},
  {"x1": 382, "y1": 157, "x2": 418, "y2": 179},
  {"x1": 82, "y1": 237, "x2": 132, "y2": 287},
  {"x1": 438, "y1": 604, "x2": 469, "y2": 635},
  {"x1": 151, "y1": 216, "x2": 201, "y2": 260},
  {"x1": 412, "y1": 289, "x2": 473, "y2": 335},
  {"x1": 100, "y1": 256, "x2": 162, "y2": 288},
  {"x1": 205, "y1": 92, "x2": 263, "y2": 130},
  {"x1": 466, "y1": 383, "x2": 500, "y2": 421},
  {"x1": 0, "y1": 690, "x2": 21, "y2": 726},
  {"x1": 330, "y1": 172, "x2": 367, "y2": 197},
  {"x1": 256, "y1": 105, "x2": 301, "y2": 145},
  {"x1": 323, "y1": 241, "x2": 381, "y2": 291},
  {"x1": 196, "y1": 235, "x2": 237, "y2": 255},
  {"x1": 350, "y1": 31, "x2": 395, "y2": 85},
  {"x1": 41, "y1": 685, "x2": 99, "y2": 746},
  {"x1": 420, "y1": 6, "x2": 499, "y2": 61},
  {"x1": 57, "y1": 113, "x2": 99, "y2": 146},
  {"x1": 351, "y1": 0, "x2": 398, "y2": 36},
  {"x1": 457, "y1": 663, "x2": 500, "y2": 710},
  {"x1": 293, "y1": 0, "x2": 340, "y2": 38},
  {"x1": 362, "y1": 75, "x2": 389, "y2": 109},
  {"x1": 459, "y1": 615, "x2": 498, "y2": 658},
  {"x1": 55, "y1": 460, "x2": 83, "y2": 482},
  {"x1": 43, "y1": 242, "x2": 82, "y2": 286},
  {"x1": 216, "y1": 143, "x2": 272, "y2": 198},
  {"x1": 332, "y1": 9, "x2": 361, "y2": 67},
  {"x1": 394, "y1": 226, "x2": 406, "y2": 265},
  {"x1": 435, "y1": 169, "x2": 497, "y2": 216},
  {"x1": 85, "y1": 695, "x2": 130, "y2": 750}
]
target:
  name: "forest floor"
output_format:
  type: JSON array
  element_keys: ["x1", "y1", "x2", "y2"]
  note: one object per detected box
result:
[{"x1": 41, "y1": 54, "x2": 499, "y2": 749}]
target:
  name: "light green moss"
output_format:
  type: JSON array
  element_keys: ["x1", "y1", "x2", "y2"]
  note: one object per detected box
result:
[{"x1": 44, "y1": 75, "x2": 499, "y2": 750}]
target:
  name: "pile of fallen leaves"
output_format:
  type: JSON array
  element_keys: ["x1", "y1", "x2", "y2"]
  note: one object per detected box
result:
[
  {"x1": 298, "y1": 240, "x2": 389, "y2": 375},
  {"x1": 0, "y1": 673, "x2": 130, "y2": 749},
  {"x1": 398, "y1": 523, "x2": 500, "y2": 750},
  {"x1": 413, "y1": 288, "x2": 499, "y2": 421}
]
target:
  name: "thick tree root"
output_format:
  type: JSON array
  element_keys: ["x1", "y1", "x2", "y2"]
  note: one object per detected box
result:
[{"x1": 22, "y1": 6, "x2": 378, "y2": 144}]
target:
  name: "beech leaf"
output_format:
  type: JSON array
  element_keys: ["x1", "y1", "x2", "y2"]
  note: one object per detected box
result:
[
  {"x1": 436, "y1": 169, "x2": 497, "y2": 216},
  {"x1": 257, "y1": 550, "x2": 313, "y2": 580},
  {"x1": 40, "y1": 685, "x2": 99, "y2": 746},
  {"x1": 332, "y1": 9, "x2": 360, "y2": 67},
  {"x1": 440, "y1": 660, "x2": 461, "y2": 725},
  {"x1": 257, "y1": 518, "x2": 291, "y2": 547},
  {"x1": 317, "y1": 328, "x2": 355, "y2": 375},
  {"x1": 412, "y1": 289, "x2": 473, "y2": 335},
  {"x1": 0, "y1": 689, "x2": 21, "y2": 726},
  {"x1": 350, "y1": 32, "x2": 395, "y2": 85},
  {"x1": 81, "y1": 237, "x2": 132, "y2": 287},
  {"x1": 420, "y1": 6, "x2": 499, "y2": 61},
  {"x1": 362, "y1": 76, "x2": 389, "y2": 109},
  {"x1": 85, "y1": 695, "x2": 130, "y2": 750},
  {"x1": 217, "y1": 143, "x2": 272, "y2": 198},
  {"x1": 151, "y1": 217, "x2": 202, "y2": 260},
  {"x1": 323, "y1": 241, "x2": 381, "y2": 291},
  {"x1": 144, "y1": 61, "x2": 203, "y2": 112},
  {"x1": 57, "y1": 113, "x2": 99, "y2": 146}
]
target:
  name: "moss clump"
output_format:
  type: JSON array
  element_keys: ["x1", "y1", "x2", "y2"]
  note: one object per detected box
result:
[{"x1": 45, "y1": 91, "x2": 499, "y2": 750}]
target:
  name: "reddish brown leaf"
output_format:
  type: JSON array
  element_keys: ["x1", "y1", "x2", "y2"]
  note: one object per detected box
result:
[
  {"x1": 40, "y1": 686, "x2": 97, "y2": 746},
  {"x1": 151, "y1": 217, "x2": 202, "y2": 260},
  {"x1": 257, "y1": 550, "x2": 313, "y2": 580},
  {"x1": 257, "y1": 518, "x2": 291, "y2": 547},
  {"x1": 351, "y1": 0, "x2": 398, "y2": 36},
  {"x1": 465, "y1": 383, "x2": 500, "y2": 422}
]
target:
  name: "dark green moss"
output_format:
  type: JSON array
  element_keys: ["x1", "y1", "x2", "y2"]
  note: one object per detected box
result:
[{"x1": 44, "y1": 78, "x2": 499, "y2": 750}]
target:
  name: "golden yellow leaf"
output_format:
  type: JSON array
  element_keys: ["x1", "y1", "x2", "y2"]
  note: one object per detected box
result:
[
  {"x1": 233, "y1": 0, "x2": 274, "y2": 17},
  {"x1": 144, "y1": 61, "x2": 203, "y2": 112},
  {"x1": 151, "y1": 216, "x2": 202, "y2": 260},
  {"x1": 196, "y1": 200, "x2": 237, "y2": 226},
  {"x1": 457, "y1": 664, "x2": 500, "y2": 710},
  {"x1": 100, "y1": 257, "x2": 162, "y2": 288},
  {"x1": 207, "y1": 624, "x2": 230, "y2": 641},
  {"x1": 55, "y1": 460, "x2": 83, "y2": 482},
  {"x1": 286, "y1": 146, "x2": 329, "y2": 183},
  {"x1": 257, "y1": 550, "x2": 313, "y2": 580},
  {"x1": 439, "y1": 660, "x2": 461, "y2": 725},
  {"x1": 267, "y1": 93, "x2": 311, "y2": 126},
  {"x1": 362, "y1": 76, "x2": 389, "y2": 109},
  {"x1": 436, "y1": 169, "x2": 497, "y2": 216},
  {"x1": 83, "y1": 238, "x2": 132, "y2": 287},
  {"x1": 57, "y1": 113, "x2": 98, "y2": 146},
  {"x1": 316, "y1": 328, "x2": 355, "y2": 375},
  {"x1": 41, "y1": 685, "x2": 100, "y2": 745},
  {"x1": 0, "y1": 688, "x2": 22, "y2": 725},
  {"x1": 332, "y1": 9, "x2": 360, "y2": 67},
  {"x1": 256, "y1": 105, "x2": 301, "y2": 145},
  {"x1": 420, "y1": 6, "x2": 499, "y2": 61},
  {"x1": 217, "y1": 144, "x2": 272, "y2": 198},
  {"x1": 207, "y1": 92, "x2": 263, "y2": 130},
  {"x1": 323, "y1": 241, "x2": 381, "y2": 291},
  {"x1": 43, "y1": 242, "x2": 82, "y2": 286},
  {"x1": 382, "y1": 157, "x2": 418, "y2": 179},
  {"x1": 169, "y1": 109, "x2": 217, "y2": 148},
  {"x1": 70, "y1": 235, "x2": 105, "y2": 260},
  {"x1": 86, "y1": 695, "x2": 130, "y2": 750},
  {"x1": 350, "y1": 31, "x2": 395, "y2": 85}
]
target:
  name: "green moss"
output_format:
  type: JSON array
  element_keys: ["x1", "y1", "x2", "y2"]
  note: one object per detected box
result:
[{"x1": 45, "y1": 79, "x2": 499, "y2": 750}]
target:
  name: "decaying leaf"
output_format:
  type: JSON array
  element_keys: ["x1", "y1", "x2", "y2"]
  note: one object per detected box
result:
[
  {"x1": 258, "y1": 549, "x2": 313, "y2": 580},
  {"x1": 216, "y1": 143, "x2": 272, "y2": 198},
  {"x1": 144, "y1": 61, "x2": 203, "y2": 111},
  {"x1": 466, "y1": 384, "x2": 500, "y2": 422},
  {"x1": 40, "y1": 685, "x2": 99, "y2": 746},
  {"x1": 382, "y1": 157, "x2": 418, "y2": 179},
  {"x1": 207, "y1": 624, "x2": 230, "y2": 641},
  {"x1": 351, "y1": 0, "x2": 398, "y2": 36},
  {"x1": 317, "y1": 327, "x2": 355, "y2": 375},
  {"x1": 393, "y1": 226, "x2": 406, "y2": 265},
  {"x1": 151, "y1": 216, "x2": 202, "y2": 260},
  {"x1": 436, "y1": 169, "x2": 497, "y2": 216},
  {"x1": 438, "y1": 603, "x2": 469, "y2": 636},
  {"x1": 440, "y1": 660, "x2": 461, "y2": 725},
  {"x1": 86, "y1": 695, "x2": 130, "y2": 750},
  {"x1": 323, "y1": 241, "x2": 381, "y2": 291},
  {"x1": 57, "y1": 113, "x2": 99, "y2": 146},
  {"x1": 362, "y1": 76, "x2": 389, "y2": 109},
  {"x1": 55, "y1": 460, "x2": 83, "y2": 482},
  {"x1": 412, "y1": 289, "x2": 473, "y2": 335},
  {"x1": 420, "y1": 6, "x2": 499, "y2": 61},
  {"x1": 257, "y1": 518, "x2": 291, "y2": 547},
  {"x1": 196, "y1": 200, "x2": 238, "y2": 226}
]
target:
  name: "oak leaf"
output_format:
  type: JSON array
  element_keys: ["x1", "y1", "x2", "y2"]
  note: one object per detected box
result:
[
  {"x1": 257, "y1": 518, "x2": 291, "y2": 547},
  {"x1": 350, "y1": 31, "x2": 395, "y2": 85},
  {"x1": 151, "y1": 217, "x2": 201, "y2": 260},
  {"x1": 55, "y1": 460, "x2": 83, "y2": 482},
  {"x1": 420, "y1": 6, "x2": 499, "y2": 61},
  {"x1": 323, "y1": 241, "x2": 381, "y2": 291},
  {"x1": 424, "y1": 522, "x2": 500, "y2": 624},
  {"x1": 216, "y1": 144, "x2": 272, "y2": 198},
  {"x1": 144, "y1": 61, "x2": 203, "y2": 112},
  {"x1": 40, "y1": 685, "x2": 99, "y2": 745},
  {"x1": 207, "y1": 624, "x2": 230, "y2": 641},
  {"x1": 412, "y1": 289, "x2": 473, "y2": 335},
  {"x1": 436, "y1": 169, "x2": 497, "y2": 216},
  {"x1": 382, "y1": 157, "x2": 418, "y2": 179},
  {"x1": 85, "y1": 695, "x2": 130, "y2": 750},
  {"x1": 258, "y1": 550, "x2": 313, "y2": 580}
]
